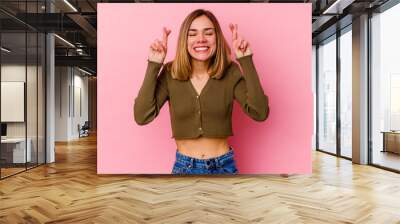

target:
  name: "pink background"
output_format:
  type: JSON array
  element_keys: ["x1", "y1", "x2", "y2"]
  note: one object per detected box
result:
[{"x1": 97, "y1": 3, "x2": 312, "y2": 174}]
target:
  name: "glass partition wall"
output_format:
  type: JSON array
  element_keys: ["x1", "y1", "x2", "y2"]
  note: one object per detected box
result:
[
  {"x1": 316, "y1": 0, "x2": 400, "y2": 172},
  {"x1": 316, "y1": 25, "x2": 353, "y2": 159},
  {"x1": 339, "y1": 26, "x2": 352, "y2": 159},
  {"x1": 0, "y1": 1, "x2": 46, "y2": 179},
  {"x1": 370, "y1": 2, "x2": 400, "y2": 172},
  {"x1": 317, "y1": 35, "x2": 337, "y2": 155}
]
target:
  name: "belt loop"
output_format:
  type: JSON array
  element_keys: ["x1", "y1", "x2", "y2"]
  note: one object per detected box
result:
[
  {"x1": 214, "y1": 158, "x2": 220, "y2": 168},
  {"x1": 188, "y1": 158, "x2": 194, "y2": 168},
  {"x1": 205, "y1": 160, "x2": 210, "y2": 169}
]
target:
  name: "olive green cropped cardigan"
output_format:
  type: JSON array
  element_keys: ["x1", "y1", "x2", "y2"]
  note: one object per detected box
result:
[{"x1": 134, "y1": 54, "x2": 269, "y2": 139}]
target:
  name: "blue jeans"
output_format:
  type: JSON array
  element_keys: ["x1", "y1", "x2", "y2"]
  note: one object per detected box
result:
[{"x1": 171, "y1": 146, "x2": 238, "y2": 175}]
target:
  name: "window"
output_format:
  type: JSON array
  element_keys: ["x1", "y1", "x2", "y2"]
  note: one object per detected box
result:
[
  {"x1": 340, "y1": 27, "x2": 352, "y2": 158},
  {"x1": 371, "y1": 2, "x2": 400, "y2": 171},
  {"x1": 317, "y1": 35, "x2": 337, "y2": 154},
  {"x1": 0, "y1": 1, "x2": 47, "y2": 179}
]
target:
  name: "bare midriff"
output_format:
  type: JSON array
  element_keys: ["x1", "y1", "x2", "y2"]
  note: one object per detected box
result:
[{"x1": 175, "y1": 137, "x2": 230, "y2": 159}]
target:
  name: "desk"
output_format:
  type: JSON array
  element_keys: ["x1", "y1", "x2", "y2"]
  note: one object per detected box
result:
[
  {"x1": 1, "y1": 138, "x2": 32, "y2": 163},
  {"x1": 381, "y1": 131, "x2": 400, "y2": 154}
]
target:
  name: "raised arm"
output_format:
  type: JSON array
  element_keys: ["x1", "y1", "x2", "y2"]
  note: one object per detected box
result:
[
  {"x1": 233, "y1": 55, "x2": 269, "y2": 121},
  {"x1": 229, "y1": 23, "x2": 269, "y2": 121},
  {"x1": 134, "y1": 27, "x2": 171, "y2": 125},
  {"x1": 134, "y1": 61, "x2": 169, "y2": 125}
]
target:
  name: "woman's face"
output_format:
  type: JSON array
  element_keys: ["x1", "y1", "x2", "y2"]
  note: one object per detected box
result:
[{"x1": 187, "y1": 15, "x2": 217, "y2": 62}]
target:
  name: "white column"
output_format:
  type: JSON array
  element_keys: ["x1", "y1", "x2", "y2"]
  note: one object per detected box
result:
[
  {"x1": 46, "y1": 1, "x2": 55, "y2": 163},
  {"x1": 46, "y1": 33, "x2": 55, "y2": 163},
  {"x1": 352, "y1": 14, "x2": 369, "y2": 164}
]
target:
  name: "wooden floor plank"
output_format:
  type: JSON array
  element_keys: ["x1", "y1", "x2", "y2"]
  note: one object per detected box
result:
[{"x1": 0, "y1": 134, "x2": 400, "y2": 223}]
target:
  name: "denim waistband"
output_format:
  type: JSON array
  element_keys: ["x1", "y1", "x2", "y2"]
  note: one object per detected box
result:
[{"x1": 175, "y1": 146, "x2": 235, "y2": 169}]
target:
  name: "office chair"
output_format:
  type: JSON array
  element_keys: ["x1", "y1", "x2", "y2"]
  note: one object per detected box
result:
[{"x1": 79, "y1": 121, "x2": 90, "y2": 138}]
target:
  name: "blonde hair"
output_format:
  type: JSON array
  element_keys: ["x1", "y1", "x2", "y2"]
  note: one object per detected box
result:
[{"x1": 168, "y1": 9, "x2": 231, "y2": 80}]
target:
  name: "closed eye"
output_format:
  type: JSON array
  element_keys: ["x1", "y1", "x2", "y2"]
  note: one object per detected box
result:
[{"x1": 188, "y1": 32, "x2": 214, "y2": 37}]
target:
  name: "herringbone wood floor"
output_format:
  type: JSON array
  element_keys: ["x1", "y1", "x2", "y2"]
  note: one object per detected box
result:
[{"x1": 1, "y1": 134, "x2": 400, "y2": 224}]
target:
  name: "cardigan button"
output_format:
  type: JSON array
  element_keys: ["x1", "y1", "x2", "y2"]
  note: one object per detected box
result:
[{"x1": 199, "y1": 127, "x2": 202, "y2": 131}]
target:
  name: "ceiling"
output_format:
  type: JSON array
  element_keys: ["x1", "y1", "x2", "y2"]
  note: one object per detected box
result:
[{"x1": 0, "y1": 0, "x2": 393, "y2": 75}]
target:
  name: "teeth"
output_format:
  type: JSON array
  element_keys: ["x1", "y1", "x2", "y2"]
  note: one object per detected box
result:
[{"x1": 194, "y1": 47, "x2": 209, "y2": 51}]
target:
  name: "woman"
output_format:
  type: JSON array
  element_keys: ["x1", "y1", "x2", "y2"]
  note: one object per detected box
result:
[{"x1": 134, "y1": 9, "x2": 269, "y2": 175}]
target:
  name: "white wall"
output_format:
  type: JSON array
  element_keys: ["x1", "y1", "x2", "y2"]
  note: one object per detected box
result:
[
  {"x1": 1, "y1": 65, "x2": 42, "y2": 138},
  {"x1": 55, "y1": 66, "x2": 69, "y2": 141},
  {"x1": 72, "y1": 73, "x2": 89, "y2": 138},
  {"x1": 55, "y1": 66, "x2": 89, "y2": 141},
  {"x1": 1, "y1": 65, "x2": 26, "y2": 129},
  {"x1": 1, "y1": 63, "x2": 46, "y2": 164}
]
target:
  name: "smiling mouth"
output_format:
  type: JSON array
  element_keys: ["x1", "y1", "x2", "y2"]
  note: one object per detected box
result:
[{"x1": 193, "y1": 46, "x2": 209, "y2": 53}]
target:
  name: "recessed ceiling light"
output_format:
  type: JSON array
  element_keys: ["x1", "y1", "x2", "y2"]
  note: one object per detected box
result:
[
  {"x1": 78, "y1": 67, "x2": 93, "y2": 76},
  {"x1": 322, "y1": 0, "x2": 355, "y2": 15},
  {"x1": 63, "y1": 0, "x2": 78, "y2": 12},
  {"x1": 1, "y1": 47, "x2": 11, "y2": 53},
  {"x1": 54, "y1": 34, "x2": 75, "y2": 48}
]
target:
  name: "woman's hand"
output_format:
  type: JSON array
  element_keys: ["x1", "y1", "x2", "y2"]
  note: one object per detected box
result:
[
  {"x1": 148, "y1": 27, "x2": 171, "y2": 64},
  {"x1": 229, "y1": 23, "x2": 252, "y2": 59}
]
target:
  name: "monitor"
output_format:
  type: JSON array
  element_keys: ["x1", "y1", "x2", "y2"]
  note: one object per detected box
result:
[{"x1": 1, "y1": 123, "x2": 7, "y2": 137}]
